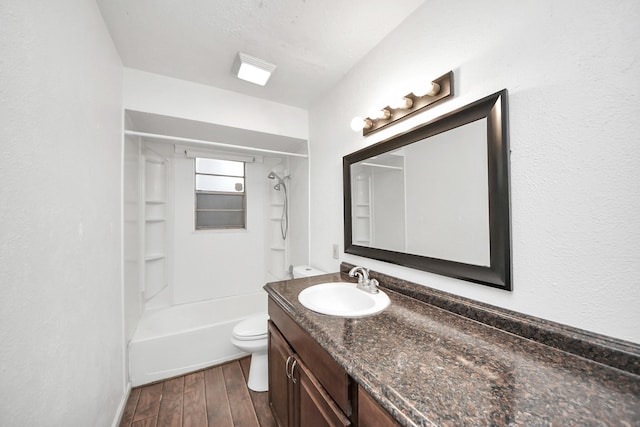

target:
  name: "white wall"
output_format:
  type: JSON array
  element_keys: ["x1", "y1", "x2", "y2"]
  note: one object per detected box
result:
[
  {"x1": 309, "y1": 0, "x2": 640, "y2": 343},
  {"x1": 405, "y1": 119, "x2": 489, "y2": 266},
  {"x1": 287, "y1": 156, "x2": 311, "y2": 268},
  {"x1": 123, "y1": 68, "x2": 309, "y2": 140},
  {"x1": 123, "y1": 70, "x2": 312, "y2": 288},
  {"x1": 123, "y1": 135, "x2": 142, "y2": 342},
  {"x1": 0, "y1": 1, "x2": 125, "y2": 426},
  {"x1": 372, "y1": 167, "x2": 405, "y2": 251}
]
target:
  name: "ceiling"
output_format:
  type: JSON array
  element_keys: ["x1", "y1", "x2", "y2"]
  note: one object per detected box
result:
[{"x1": 97, "y1": 0, "x2": 426, "y2": 109}]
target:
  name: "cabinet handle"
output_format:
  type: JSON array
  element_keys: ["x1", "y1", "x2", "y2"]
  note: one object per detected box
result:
[
  {"x1": 285, "y1": 356, "x2": 293, "y2": 380},
  {"x1": 290, "y1": 359, "x2": 298, "y2": 384}
]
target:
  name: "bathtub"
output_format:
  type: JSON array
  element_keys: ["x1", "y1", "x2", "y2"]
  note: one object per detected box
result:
[{"x1": 129, "y1": 291, "x2": 267, "y2": 386}]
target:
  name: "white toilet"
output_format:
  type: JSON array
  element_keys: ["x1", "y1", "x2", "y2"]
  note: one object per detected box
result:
[
  {"x1": 291, "y1": 265, "x2": 326, "y2": 279},
  {"x1": 231, "y1": 266, "x2": 325, "y2": 392},
  {"x1": 231, "y1": 312, "x2": 270, "y2": 392}
]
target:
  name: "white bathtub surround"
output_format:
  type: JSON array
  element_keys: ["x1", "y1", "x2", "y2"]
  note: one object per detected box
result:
[
  {"x1": 129, "y1": 292, "x2": 267, "y2": 386},
  {"x1": 124, "y1": 136, "x2": 309, "y2": 388},
  {"x1": 171, "y1": 151, "x2": 268, "y2": 304}
]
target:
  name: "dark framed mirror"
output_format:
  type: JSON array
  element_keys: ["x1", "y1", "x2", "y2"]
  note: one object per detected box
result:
[{"x1": 343, "y1": 90, "x2": 511, "y2": 290}]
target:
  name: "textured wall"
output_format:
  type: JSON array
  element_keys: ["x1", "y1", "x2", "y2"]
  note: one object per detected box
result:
[
  {"x1": 123, "y1": 68, "x2": 309, "y2": 140},
  {"x1": 309, "y1": 0, "x2": 640, "y2": 343},
  {"x1": 287, "y1": 156, "x2": 311, "y2": 269},
  {"x1": 123, "y1": 135, "x2": 142, "y2": 343},
  {"x1": 0, "y1": 1, "x2": 125, "y2": 425}
]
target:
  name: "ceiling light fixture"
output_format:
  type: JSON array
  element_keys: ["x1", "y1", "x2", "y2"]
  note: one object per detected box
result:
[
  {"x1": 350, "y1": 71, "x2": 454, "y2": 136},
  {"x1": 232, "y1": 52, "x2": 276, "y2": 86}
]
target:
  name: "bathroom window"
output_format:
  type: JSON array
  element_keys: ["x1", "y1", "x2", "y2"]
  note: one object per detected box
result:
[{"x1": 194, "y1": 157, "x2": 246, "y2": 230}]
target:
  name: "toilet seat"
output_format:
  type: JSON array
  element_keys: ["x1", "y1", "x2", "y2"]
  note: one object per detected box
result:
[
  {"x1": 232, "y1": 332, "x2": 267, "y2": 341},
  {"x1": 232, "y1": 313, "x2": 268, "y2": 341}
]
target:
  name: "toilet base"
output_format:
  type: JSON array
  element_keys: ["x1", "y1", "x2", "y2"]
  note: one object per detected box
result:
[{"x1": 247, "y1": 351, "x2": 268, "y2": 392}]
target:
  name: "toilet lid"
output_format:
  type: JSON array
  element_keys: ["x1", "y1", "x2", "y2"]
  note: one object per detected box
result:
[{"x1": 232, "y1": 313, "x2": 268, "y2": 339}]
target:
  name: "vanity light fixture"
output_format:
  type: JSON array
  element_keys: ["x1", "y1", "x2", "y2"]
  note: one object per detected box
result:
[
  {"x1": 369, "y1": 108, "x2": 391, "y2": 120},
  {"x1": 232, "y1": 52, "x2": 276, "y2": 86},
  {"x1": 389, "y1": 96, "x2": 413, "y2": 110},
  {"x1": 350, "y1": 71, "x2": 454, "y2": 136},
  {"x1": 412, "y1": 81, "x2": 441, "y2": 97},
  {"x1": 350, "y1": 117, "x2": 373, "y2": 132}
]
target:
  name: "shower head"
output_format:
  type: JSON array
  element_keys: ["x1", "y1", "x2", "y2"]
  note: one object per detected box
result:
[
  {"x1": 269, "y1": 171, "x2": 283, "y2": 191},
  {"x1": 267, "y1": 171, "x2": 290, "y2": 183}
]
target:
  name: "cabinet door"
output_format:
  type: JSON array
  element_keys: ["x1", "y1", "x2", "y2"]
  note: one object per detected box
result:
[
  {"x1": 269, "y1": 322, "x2": 295, "y2": 427},
  {"x1": 357, "y1": 386, "x2": 400, "y2": 427},
  {"x1": 269, "y1": 298, "x2": 351, "y2": 415},
  {"x1": 294, "y1": 360, "x2": 351, "y2": 427}
]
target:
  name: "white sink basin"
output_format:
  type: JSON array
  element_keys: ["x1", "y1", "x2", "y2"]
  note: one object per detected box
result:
[{"x1": 298, "y1": 282, "x2": 390, "y2": 317}]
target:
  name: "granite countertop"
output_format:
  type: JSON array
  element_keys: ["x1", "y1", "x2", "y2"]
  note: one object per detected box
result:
[{"x1": 264, "y1": 271, "x2": 640, "y2": 427}]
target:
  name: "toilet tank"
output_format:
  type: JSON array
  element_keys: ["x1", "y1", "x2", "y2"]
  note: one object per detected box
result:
[{"x1": 292, "y1": 265, "x2": 326, "y2": 279}]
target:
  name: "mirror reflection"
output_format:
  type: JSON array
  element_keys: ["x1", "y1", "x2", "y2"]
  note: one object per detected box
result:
[
  {"x1": 343, "y1": 90, "x2": 511, "y2": 290},
  {"x1": 351, "y1": 118, "x2": 490, "y2": 266}
]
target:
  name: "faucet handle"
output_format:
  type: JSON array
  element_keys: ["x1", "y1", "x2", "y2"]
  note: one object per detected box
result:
[{"x1": 368, "y1": 278, "x2": 380, "y2": 293}]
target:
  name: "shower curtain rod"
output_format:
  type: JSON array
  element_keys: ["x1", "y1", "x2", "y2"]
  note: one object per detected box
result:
[{"x1": 124, "y1": 130, "x2": 309, "y2": 158}]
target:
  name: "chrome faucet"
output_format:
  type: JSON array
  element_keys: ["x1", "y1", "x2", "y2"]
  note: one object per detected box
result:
[{"x1": 348, "y1": 266, "x2": 379, "y2": 294}]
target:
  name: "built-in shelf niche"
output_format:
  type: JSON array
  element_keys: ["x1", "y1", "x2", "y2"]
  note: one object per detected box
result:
[
  {"x1": 352, "y1": 175, "x2": 372, "y2": 245},
  {"x1": 267, "y1": 167, "x2": 288, "y2": 279},
  {"x1": 142, "y1": 148, "x2": 169, "y2": 301}
]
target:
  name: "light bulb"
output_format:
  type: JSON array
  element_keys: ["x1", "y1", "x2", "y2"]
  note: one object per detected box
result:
[
  {"x1": 378, "y1": 108, "x2": 391, "y2": 119},
  {"x1": 369, "y1": 108, "x2": 391, "y2": 120},
  {"x1": 389, "y1": 96, "x2": 413, "y2": 110},
  {"x1": 412, "y1": 81, "x2": 441, "y2": 97},
  {"x1": 350, "y1": 117, "x2": 373, "y2": 132}
]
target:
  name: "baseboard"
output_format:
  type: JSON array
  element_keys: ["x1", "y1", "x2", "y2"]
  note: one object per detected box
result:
[
  {"x1": 132, "y1": 352, "x2": 248, "y2": 387},
  {"x1": 111, "y1": 381, "x2": 132, "y2": 427}
]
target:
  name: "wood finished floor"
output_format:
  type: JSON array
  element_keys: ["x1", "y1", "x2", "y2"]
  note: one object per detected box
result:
[{"x1": 119, "y1": 357, "x2": 276, "y2": 427}]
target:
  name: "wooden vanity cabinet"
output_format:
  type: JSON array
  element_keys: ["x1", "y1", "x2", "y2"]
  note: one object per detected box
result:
[
  {"x1": 296, "y1": 355, "x2": 351, "y2": 426},
  {"x1": 268, "y1": 323, "x2": 350, "y2": 426},
  {"x1": 357, "y1": 386, "x2": 401, "y2": 427},
  {"x1": 268, "y1": 299, "x2": 351, "y2": 427},
  {"x1": 268, "y1": 297, "x2": 400, "y2": 427},
  {"x1": 268, "y1": 322, "x2": 295, "y2": 427}
]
